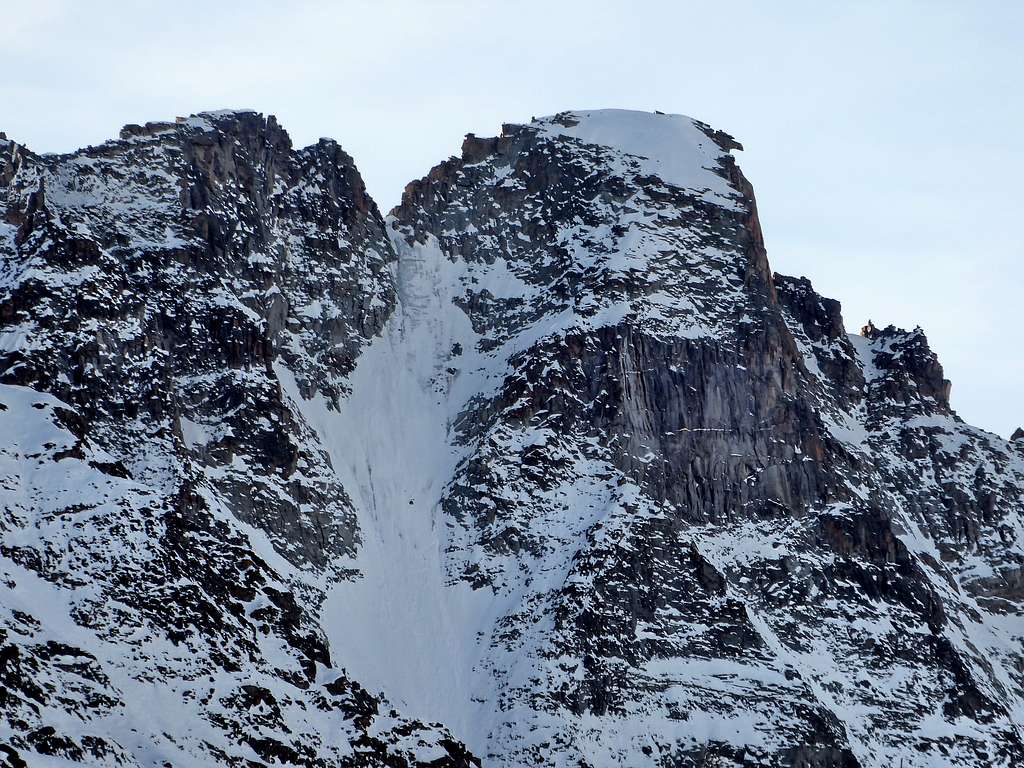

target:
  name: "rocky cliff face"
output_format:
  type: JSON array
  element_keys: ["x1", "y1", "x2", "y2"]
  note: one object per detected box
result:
[
  {"x1": 0, "y1": 111, "x2": 474, "y2": 768},
  {"x1": 1, "y1": 108, "x2": 1022, "y2": 768}
]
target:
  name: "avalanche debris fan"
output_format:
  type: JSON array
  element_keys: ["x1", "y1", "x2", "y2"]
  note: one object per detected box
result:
[{"x1": 1, "y1": 108, "x2": 1022, "y2": 768}]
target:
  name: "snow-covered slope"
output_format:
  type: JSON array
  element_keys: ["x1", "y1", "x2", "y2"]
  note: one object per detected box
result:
[{"x1": 1, "y1": 109, "x2": 1022, "y2": 768}]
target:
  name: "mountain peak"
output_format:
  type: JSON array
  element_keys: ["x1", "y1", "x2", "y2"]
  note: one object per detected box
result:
[
  {"x1": 2, "y1": 107, "x2": 1023, "y2": 768},
  {"x1": 522, "y1": 109, "x2": 742, "y2": 204}
]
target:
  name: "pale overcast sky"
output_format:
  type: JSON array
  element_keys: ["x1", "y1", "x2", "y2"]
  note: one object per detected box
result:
[{"x1": 2, "y1": 1, "x2": 1020, "y2": 436}]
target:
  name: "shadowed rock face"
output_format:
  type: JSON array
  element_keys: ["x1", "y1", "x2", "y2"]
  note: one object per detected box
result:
[{"x1": 1, "y1": 108, "x2": 1023, "y2": 768}]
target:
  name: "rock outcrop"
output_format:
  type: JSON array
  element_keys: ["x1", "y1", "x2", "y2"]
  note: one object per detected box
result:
[{"x1": 1, "y1": 108, "x2": 1021, "y2": 768}]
